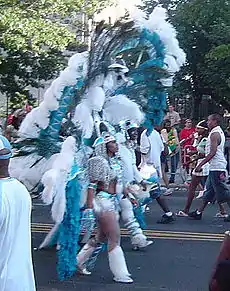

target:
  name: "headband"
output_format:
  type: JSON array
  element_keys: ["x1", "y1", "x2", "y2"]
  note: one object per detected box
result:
[
  {"x1": 196, "y1": 120, "x2": 208, "y2": 130},
  {"x1": 92, "y1": 134, "x2": 116, "y2": 148},
  {"x1": 126, "y1": 122, "x2": 138, "y2": 131}
]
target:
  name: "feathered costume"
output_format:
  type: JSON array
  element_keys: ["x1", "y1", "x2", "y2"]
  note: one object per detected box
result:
[
  {"x1": 9, "y1": 7, "x2": 185, "y2": 280},
  {"x1": 117, "y1": 120, "x2": 152, "y2": 242}
]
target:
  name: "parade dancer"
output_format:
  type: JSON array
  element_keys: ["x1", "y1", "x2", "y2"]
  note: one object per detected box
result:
[
  {"x1": 77, "y1": 133, "x2": 133, "y2": 283},
  {"x1": 9, "y1": 6, "x2": 185, "y2": 282},
  {"x1": 118, "y1": 120, "x2": 153, "y2": 250},
  {"x1": 140, "y1": 127, "x2": 175, "y2": 224}
]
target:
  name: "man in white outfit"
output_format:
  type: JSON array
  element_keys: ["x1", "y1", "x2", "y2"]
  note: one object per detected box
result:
[
  {"x1": 188, "y1": 114, "x2": 230, "y2": 221},
  {"x1": 0, "y1": 135, "x2": 36, "y2": 291},
  {"x1": 118, "y1": 121, "x2": 153, "y2": 249}
]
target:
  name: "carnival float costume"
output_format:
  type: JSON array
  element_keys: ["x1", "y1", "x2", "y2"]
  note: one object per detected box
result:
[{"x1": 8, "y1": 6, "x2": 186, "y2": 281}]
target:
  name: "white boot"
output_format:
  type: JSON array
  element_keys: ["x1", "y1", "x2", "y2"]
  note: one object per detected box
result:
[
  {"x1": 120, "y1": 198, "x2": 152, "y2": 249},
  {"x1": 108, "y1": 246, "x2": 133, "y2": 283},
  {"x1": 131, "y1": 233, "x2": 153, "y2": 250},
  {"x1": 77, "y1": 243, "x2": 95, "y2": 275}
]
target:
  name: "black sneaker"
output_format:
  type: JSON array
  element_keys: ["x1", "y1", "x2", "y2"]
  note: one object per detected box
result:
[
  {"x1": 188, "y1": 210, "x2": 202, "y2": 220},
  {"x1": 169, "y1": 179, "x2": 175, "y2": 184},
  {"x1": 157, "y1": 214, "x2": 175, "y2": 224}
]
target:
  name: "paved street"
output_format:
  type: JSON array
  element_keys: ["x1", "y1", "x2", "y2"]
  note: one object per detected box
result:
[{"x1": 32, "y1": 190, "x2": 230, "y2": 291}]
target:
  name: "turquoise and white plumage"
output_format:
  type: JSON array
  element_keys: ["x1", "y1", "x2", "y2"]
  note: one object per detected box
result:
[{"x1": 9, "y1": 5, "x2": 185, "y2": 281}]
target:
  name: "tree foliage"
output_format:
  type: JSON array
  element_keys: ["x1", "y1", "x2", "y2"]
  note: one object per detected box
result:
[
  {"x1": 0, "y1": 0, "x2": 113, "y2": 109},
  {"x1": 0, "y1": 0, "x2": 112, "y2": 52},
  {"x1": 175, "y1": 0, "x2": 229, "y2": 105}
]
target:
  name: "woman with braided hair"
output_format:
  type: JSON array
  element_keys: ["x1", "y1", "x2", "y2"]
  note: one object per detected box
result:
[{"x1": 77, "y1": 132, "x2": 133, "y2": 283}]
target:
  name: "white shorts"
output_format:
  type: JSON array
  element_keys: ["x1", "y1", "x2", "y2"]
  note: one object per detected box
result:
[
  {"x1": 93, "y1": 192, "x2": 118, "y2": 213},
  {"x1": 192, "y1": 158, "x2": 209, "y2": 177}
]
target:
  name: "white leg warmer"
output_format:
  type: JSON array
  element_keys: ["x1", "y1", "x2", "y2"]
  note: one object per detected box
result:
[
  {"x1": 120, "y1": 198, "x2": 151, "y2": 248},
  {"x1": 131, "y1": 233, "x2": 153, "y2": 249},
  {"x1": 77, "y1": 243, "x2": 95, "y2": 275},
  {"x1": 108, "y1": 246, "x2": 133, "y2": 283}
]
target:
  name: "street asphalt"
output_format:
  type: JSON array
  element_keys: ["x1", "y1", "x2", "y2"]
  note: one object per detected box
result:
[{"x1": 32, "y1": 189, "x2": 230, "y2": 291}]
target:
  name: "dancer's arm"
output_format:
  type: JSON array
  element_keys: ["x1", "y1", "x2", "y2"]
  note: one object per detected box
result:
[
  {"x1": 195, "y1": 132, "x2": 220, "y2": 172},
  {"x1": 86, "y1": 182, "x2": 97, "y2": 209}
]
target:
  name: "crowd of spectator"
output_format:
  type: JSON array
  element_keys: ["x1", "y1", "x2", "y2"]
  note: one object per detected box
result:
[{"x1": 1, "y1": 104, "x2": 33, "y2": 142}]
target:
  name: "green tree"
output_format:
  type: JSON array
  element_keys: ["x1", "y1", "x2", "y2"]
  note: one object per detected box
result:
[
  {"x1": 9, "y1": 92, "x2": 36, "y2": 110},
  {"x1": 173, "y1": 0, "x2": 230, "y2": 118},
  {"x1": 0, "y1": 0, "x2": 113, "y2": 112}
]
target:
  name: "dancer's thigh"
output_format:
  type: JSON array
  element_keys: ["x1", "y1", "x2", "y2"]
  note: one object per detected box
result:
[
  {"x1": 190, "y1": 175, "x2": 202, "y2": 190},
  {"x1": 97, "y1": 211, "x2": 120, "y2": 251}
]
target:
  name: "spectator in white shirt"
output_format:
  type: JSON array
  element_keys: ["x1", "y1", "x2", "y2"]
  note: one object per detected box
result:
[{"x1": 164, "y1": 105, "x2": 181, "y2": 128}]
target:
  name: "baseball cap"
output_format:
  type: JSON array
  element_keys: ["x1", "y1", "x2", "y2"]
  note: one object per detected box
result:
[{"x1": 0, "y1": 135, "x2": 12, "y2": 160}]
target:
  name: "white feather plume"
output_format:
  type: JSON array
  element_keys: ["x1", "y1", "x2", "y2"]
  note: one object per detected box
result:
[
  {"x1": 50, "y1": 78, "x2": 65, "y2": 100},
  {"x1": 85, "y1": 86, "x2": 105, "y2": 112},
  {"x1": 18, "y1": 108, "x2": 40, "y2": 138},
  {"x1": 103, "y1": 94, "x2": 144, "y2": 125},
  {"x1": 43, "y1": 88, "x2": 59, "y2": 111},
  {"x1": 38, "y1": 223, "x2": 60, "y2": 249},
  {"x1": 59, "y1": 68, "x2": 78, "y2": 86},
  {"x1": 19, "y1": 52, "x2": 88, "y2": 139},
  {"x1": 160, "y1": 77, "x2": 173, "y2": 87},
  {"x1": 51, "y1": 175, "x2": 67, "y2": 223},
  {"x1": 41, "y1": 136, "x2": 76, "y2": 223},
  {"x1": 72, "y1": 102, "x2": 94, "y2": 138},
  {"x1": 41, "y1": 169, "x2": 58, "y2": 205},
  {"x1": 164, "y1": 54, "x2": 180, "y2": 73},
  {"x1": 133, "y1": 6, "x2": 186, "y2": 80},
  {"x1": 10, "y1": 153, "x2": 57, "y2": 191},
  {"x1": 68, "y1": 52, "x2": 88, "y2": 77}
]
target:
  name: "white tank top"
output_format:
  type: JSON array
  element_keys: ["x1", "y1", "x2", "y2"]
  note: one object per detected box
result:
[{"x1": 205, "y1": 126, "x2": 227, "y2": 171}]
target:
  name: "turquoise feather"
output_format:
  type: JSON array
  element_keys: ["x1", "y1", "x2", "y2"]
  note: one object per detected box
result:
[{"x1": 57, "y1": 174, "x2": 81, "y2": 281}]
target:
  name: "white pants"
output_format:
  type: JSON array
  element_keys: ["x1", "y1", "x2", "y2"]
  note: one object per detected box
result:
[{"x1": 119, "y1": 197, "x2": 147, "y2": 247}]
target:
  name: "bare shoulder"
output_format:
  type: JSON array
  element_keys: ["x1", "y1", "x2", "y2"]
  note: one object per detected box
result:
[
  {"x1": 210, "y1": 132, "x2": 221, "y2": 144},
  {"x1": 210, "y1": 132, "x2": 221, "y2": 139}
]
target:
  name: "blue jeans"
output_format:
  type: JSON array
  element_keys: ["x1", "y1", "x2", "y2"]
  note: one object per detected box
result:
[
  {"x1": 203, "y1": 171, "x2": 230, "y2": 203},
  {"x1": 170, "y1": 152, "x2": 180, "y2": 181}
]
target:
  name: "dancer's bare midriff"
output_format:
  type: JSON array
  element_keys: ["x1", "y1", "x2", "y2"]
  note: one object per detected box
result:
[{"x1": 97, "y1": 181, "x2": 117, "y2": 195}]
